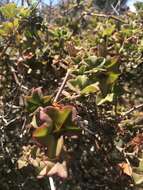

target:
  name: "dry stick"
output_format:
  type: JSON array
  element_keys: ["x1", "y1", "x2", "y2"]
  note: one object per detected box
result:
[
  {"x1": 111, "y1": 4, "x2": 120, "y2": 16},
  {"x1": 49, "y1": 177, "x2": 56, "y2": 190},
  {"x1": 121, "y1": 103, "x2": 143, "y2": 119},
  {"x1": 83, "y1": 12, "x2": 126, "y2": 23},
  {"x1": 94, "y1": 13, "x2": 125, "y2": 23},
  {"x1": 0, "y1": 39, "x2": 12, "y2": 59},
  {"x1": 53, "y1": 69, "x2": 71, "y2": 103}
]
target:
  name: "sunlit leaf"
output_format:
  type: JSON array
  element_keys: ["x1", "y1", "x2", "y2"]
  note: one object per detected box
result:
[
  {"x1": 118, "y1": 162, "x2": 132, "y2": 176},
  {"x1": 25, "y1": 88, "x2": 52, "y2": 112},
  {"x1": 45, "y1": 106, "x2": 72, "y2": 132},
  {"x1": 0, "y1": 3, "x2": 18, "y2": 19},
  {"x1": 47, "y1": 161, "x2": 68, "y2": 178},
  {"x1": 33, "y1": 123, "x2": 53, "y2": 140},
  {"x1": 132, "y1": 172, "x2": 143, "y2": 185},
  {"x1": 33, "y1": 124, "x2": 58, "y2": 159},
  {"x1": 31, "y1": 115, "x2": 38, "y2": 128},
  {"x1": 17, "y1": 159, "x2": 28, "y2": 169},
  {"x1": 37, "y1": 161, "x2": 55, "y2": 179},
  {"x1": 39, "y1": 109, "x2": 53, "y2": 126},
  {"x1": 97, "y1": 93, "x2": 114, "y2": 105},
  {"x1": 19, "y1": 7, "x2": 30, "y2": 17},
  {"x1": 67, "y1": 75, "x2": 88, "y2": 93},
  {"x1": 81, "y1": 82, "x2": 99, "y2": 95},
  {"x1": 102, "y1": 25, "x2": 115, "y2": 36},
  {"x1": 56, "y1": 136, "x2": 64, "y2": 157}
]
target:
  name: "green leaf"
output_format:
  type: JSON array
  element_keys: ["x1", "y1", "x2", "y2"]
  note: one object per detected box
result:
[
  {"x1": 78, "y1": 65, "x2": 86, "y2": 75},
  {"x1": 67, "y1": 75, "x2": 88, "y2": 93},
  {"x1": 1, "y1": 21, "x2": 18, "y2": 35},
  {"x1": 132, "y1": 172, "x2": 143, "y2": 185},
  {"x1": 33, "y1": 129, "x2": 60, "y2": 159},
  {"x1": 31, "y1": 115, "x2": 38, "y2": 128},
  {"x1": 33, "y1": 123, "x2": 58, "y2": 159},
  {"x1": 25, "y1": 88, "x2": 52, "y2": 112},
  {"x1": 63, "y1": 125, "x2": 82, "y2": 135},
  {"x1": 47, "y1": 135, "x2": 59, "y2": 159},
  {"x1": 25, "y1": 99, "x2": 39, "y2": 113},
  {"x1": 42, "y1": 105, "x2": 81, "y2": 135},
  {"x1": 43, "y1": 96, "x2": 52, "y2": 104},
  {"x1": 86, "y1": 56, "x2": 97, "y2": 65},
  {"x1": 102, "y1": 25, "x2": 115, "y2": 36},
  {"x1": 96, "y1": 71, "x2": 120, "y2": 96},
  {"x1": 81, "y1": 82, "x2": 99, "y2": 95},
  {"x1": 33, "y1": 123, "x2": 53, "y2": 139},
  {"x1": 19, "y1": 7, "x2": 30, "y2": 17},
  {"x1": 97, "y1": 93, "x2": 114, "y2": 105},
  {"x1": 0, "y1": 3, "x2": 18, "y2": 19},
  {"x1": 106, "y1": 72, "x2": 120, "y2": 85},
  {"x1": 46, "y1": 106, "x2": 72, "y2": 132},
  {"x1": 56, "y1": 136, "x2": 64, "y2": 157},
  {"x1": 85, "y1": 56, "x2": 106, "y2": 68}
]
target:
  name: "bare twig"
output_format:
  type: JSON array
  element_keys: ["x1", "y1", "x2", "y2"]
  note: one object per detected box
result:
[
  {"x1": 49, "y1": 177, "x2": 56, "y2": 190},
  {"x1": 83, "y1": 12, "x2": 126, "y2": 23},
  {"x1": 9, "y1": 65, "x2": 28, "y2": 90},
  {"x1": 121, "y1": 103, "x2": 143, "y2": 119},
  {"x1": 0, "y1": 39, "x2": 12, "y2": 59},
  {"x1": 9, "y1": 66, "x2": 21, "y2": 86},
  {"x1": 111, "y1": 4, "x2": 119, "y2": 15},
  {"x1": 53, "y1": 69, "x2": 71, "y2": 103}
]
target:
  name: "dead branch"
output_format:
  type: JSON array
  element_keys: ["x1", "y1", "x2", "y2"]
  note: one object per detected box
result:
[
  {"x1": 121, "y1": 103, "x2": 143, "y2": 119},
  {"x1": 53, "y1": 69, "x2": 71, "y2": 103}
]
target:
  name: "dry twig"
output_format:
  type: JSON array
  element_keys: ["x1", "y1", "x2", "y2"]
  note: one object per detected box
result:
[
  {"x1": 53, "y1": 69, "x2": 71, "y2": 103},
  {"x1": 121, "y1": 103, "x2": 143, "y2": 119}
]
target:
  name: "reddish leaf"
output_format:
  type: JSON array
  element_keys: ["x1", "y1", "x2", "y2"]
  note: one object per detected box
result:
[
  {"x1": 118, "y1": 162, "x2": 132, "y2": 176},
  {"x1": 47, "y1": 161, "x2": 68, "y2": 179}
]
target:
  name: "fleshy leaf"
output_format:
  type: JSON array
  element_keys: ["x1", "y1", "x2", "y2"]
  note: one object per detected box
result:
[
  {"x1": 33, "y1": 123, "x2": 53, "y2": 140},
  {"x1": 97, "y1": 93, "x2": 114, "y2": 105},
  {"x1": 37, "y1": 161, "x2": 55, "y2": 179},
  {"x1": 25, "y1": 88, "x2": 52, "y2": 112},
  {"x1": 39, "y1": 109, "x2": 53, "y2": 126},
  {"x1": 33, "y1": 124, "x2": 58, "y2": 159},
  {"x1": 67, "y1": 75, "x2": 88, "y2": 93},
  {"x1": 37, "y1": 161, "x2": 67, "y2": 179},
  {"x1": 31, "y1": 115, "x2": 38, "y2": 128},
  {"x1": 43, "y1": 96, "x2": 52, "y2": 104},
  {"x1": 81, "y1": 82, "x2": 99, "y2": 95},
  {"x1": 45, "y1": 106, "x2": 72, "y2": 132},
  {"x1": 118, "y1": 162, "x2": 132, "y2": 176},
  {"x1": 47, "y1": 161, "x2": 68, "y2": 179},
  {"x1": 56, "y1": 136, "x2": 64, "y2": 157},
  {"x1": 63, "y1": 125, "x2": 82, "y2": 136}
]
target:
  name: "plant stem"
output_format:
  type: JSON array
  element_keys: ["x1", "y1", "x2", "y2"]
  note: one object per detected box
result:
[
  {"x1": 122, "y1": 103, "x2": 143, "y2": 118},
  {"x1": 53, "y1": 69, "x2": 71, "y2": 103},
  {"x1": 49, "y1": 177, "x2": 56, "y2": 190}
]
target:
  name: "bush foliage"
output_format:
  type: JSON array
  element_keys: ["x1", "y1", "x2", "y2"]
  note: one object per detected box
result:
[{"x1": 0, "y1": 1, "x2": 143, "y2": 190}]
